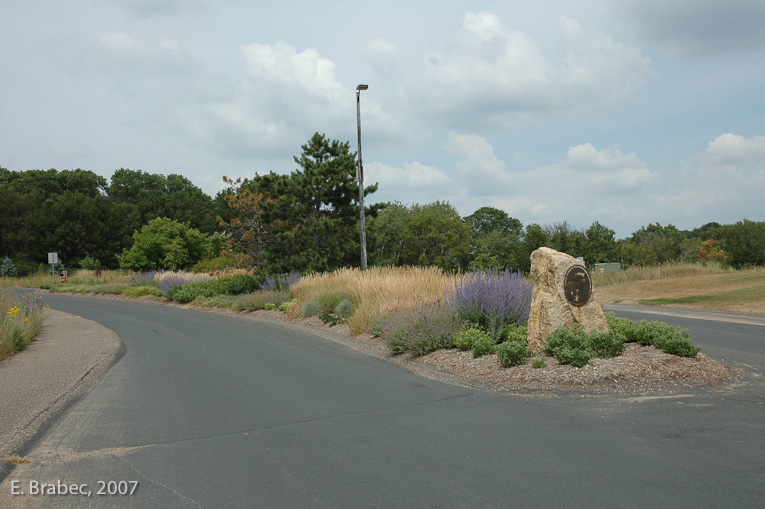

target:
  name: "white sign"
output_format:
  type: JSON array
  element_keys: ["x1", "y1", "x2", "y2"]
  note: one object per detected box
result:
[{"x1": 48, "y1": 252, "x2": 59, "y2": 265}]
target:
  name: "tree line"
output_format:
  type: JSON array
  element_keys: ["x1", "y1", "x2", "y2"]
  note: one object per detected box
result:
[{"x1": 2, "y1": 133, "x2": 763, "y2": 275}]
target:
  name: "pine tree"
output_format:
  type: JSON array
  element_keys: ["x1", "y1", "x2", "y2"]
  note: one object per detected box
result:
[{"x1": 1, "y1": 256, "x2": 17, "y2": 277}]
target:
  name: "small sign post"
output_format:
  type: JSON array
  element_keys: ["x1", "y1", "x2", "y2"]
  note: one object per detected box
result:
[{"x1": 48, "y1": 252, "x2": 58, "y2": 285}]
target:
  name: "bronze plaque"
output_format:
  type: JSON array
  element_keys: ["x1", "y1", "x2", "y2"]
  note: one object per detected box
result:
[{"x1": 564, "y1": 266, "x2": 592, "y2": 307}]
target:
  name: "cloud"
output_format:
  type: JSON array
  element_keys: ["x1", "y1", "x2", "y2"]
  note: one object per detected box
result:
[
  {"x1": 369, "y1": 160, "x2": 452, "y2": 188},
  {"x1": 181, "y1": 40, "x2": 352, "y2": 158},
  {"x1": 447, "y1": 132, "x2": 512, "y2": 193},
  {"x1": 46, "y1": 31, "x2": 199, "y2": 85},
  {"x1": 673, "y1": 134, "x2": 765, "y2": 217},
  {"x1": 622, "y1": 0, "x2": 765, "y2": 57},
  {"x1": 406, "y1": 12, "x2": 652, "y2": 129},
  {"x1": 443, "y1": 135, "x2": 656, "y2": 231},
  {"x1": 106, "y1": 0, "x2": 213, "y2": 17}
]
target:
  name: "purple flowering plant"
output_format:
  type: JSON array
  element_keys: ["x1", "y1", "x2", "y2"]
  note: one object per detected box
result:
[
  {"x1": 373, "y1": 303, "x2": 466, "y2": 357},
  {"x1": 447, "y1": 269, "x2": 533, "y2": 343},
  {"x1": 260, "y1": 272, "x2": 302, "y2": 292}
]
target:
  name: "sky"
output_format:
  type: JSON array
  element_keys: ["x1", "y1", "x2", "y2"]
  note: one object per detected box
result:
[{"x1": 2, "y1": 0, "x2": 764, "y2": 239}]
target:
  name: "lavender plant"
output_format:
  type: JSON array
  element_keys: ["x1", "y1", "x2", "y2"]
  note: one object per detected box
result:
[
  {"x1": 157, "y1": 274, "x2": 194, "y2": 299},
  {"x1": 132, "y1": 270, "x2": 163, "y2": 285},
  {"x1": 374, "y1": 303, "x2": 466, "y2": 357},
  {"x1": 448, "y1": 269, "x2": 532, "y2": 343},
  {"x1": 260, "y1": 272, "x2": 302, "y2": 292}
]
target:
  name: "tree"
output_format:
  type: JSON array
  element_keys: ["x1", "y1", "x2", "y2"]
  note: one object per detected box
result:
[
  {"x1": 368, "y1": 201, "x2": 470, "y2": 271},
  {"x1": 708, "y1": 220, "x2": 765, "y2": 268},
  {"x1": 118, "y1": 218, "x2": 209, "y2": 271},
  {"x1": 108, "y1": 169, "x2": 217, "y2": 234},
  {"x1": 218, "y1": 133, "x2": 378, "y2": 273},
  {"x1": 629, "y1": 223, "x2": 686, "y2": 264},
  {"x1": 517, "y1": 223, "x2": 550, "y2": 272},
  {"x1": 464, "y1": 207, "x2": 524, "y2": 270},
  {"x1": 1, "y1": 256, "x2": 17, "y2": 277},
  {"x1": 582, "y1": 221, "x2": 618, "y2": 267}
]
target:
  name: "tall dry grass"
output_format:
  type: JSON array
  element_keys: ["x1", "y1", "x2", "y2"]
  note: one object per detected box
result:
[
  {"x1": 592, "y1": 262, "x2": 732, "y2": 287},
  {"x1": 290, "y1": 266, "x2": 456, "y2": 334},
  {"x1": 0, "y1": 269, "x2": 138, "y2": 289}
]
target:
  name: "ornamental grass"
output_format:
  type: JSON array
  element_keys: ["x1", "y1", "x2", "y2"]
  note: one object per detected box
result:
[{"x1": 289, "y1": 266, "x2": 455, "y2": 334}]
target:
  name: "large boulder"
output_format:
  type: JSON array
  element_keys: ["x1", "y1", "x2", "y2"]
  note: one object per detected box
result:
[{"x1": 527, "y1": 247, "x2": 608, "y2": 351}]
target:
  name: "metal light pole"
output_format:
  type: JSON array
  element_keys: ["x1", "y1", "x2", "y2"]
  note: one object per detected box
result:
[{"x1": 356, "y1": 84, "x2": 368, "y2": 271}]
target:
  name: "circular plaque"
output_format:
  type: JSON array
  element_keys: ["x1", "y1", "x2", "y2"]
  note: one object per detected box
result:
[{"x1": 564, "y1": 266, "x2": 592, "y2": 307}]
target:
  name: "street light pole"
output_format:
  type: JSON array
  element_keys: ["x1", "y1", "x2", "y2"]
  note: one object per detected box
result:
[{"x1": 356, "y1": 84, "x2": 368, "y2": 271}]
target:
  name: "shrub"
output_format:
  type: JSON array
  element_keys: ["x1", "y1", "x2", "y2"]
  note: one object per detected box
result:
[
  {"x1": 497, "y1": 341, "x2": 530, "y2": 367},
  {"x1": 118, "y1": 217, "x2": 209, "y2": 271},
  {"x1": 319, "y1": 312, "x2": 343, "y2": 326},
  {"x1": 448, "y1": 270, "x2": 532, "y2": 343},
  {"x1": 278, "y1": 299, "x2": 295, "y2": 312},
  {"x1": 532, "y1": 358, "x2": 546, "y2": 369},
  {"x1": 171, "y1": 274, "x2": 259, "y2": 302},
  {"x1": 120, "y1": 286, "x2": 162, "y2": 298},
  {"x1": 231, "y1": 290, "x2": 290, "y2": 312},
  {"x1": 302, "y1": 300, "x2": 320, "y2": 317},
  {"x1": 471, "y1": 335, "x2": 497, "y2": 358},
  {"x1": 375, "y1": 304, "x2": 466, "y2": 357},
  {"x1": 191, "y1": 257, "x2": 239, "y2": 274},
  {"x1": 545, "y1": 325, "x2": 625, "y2": 368},
  {"x1": 454, "y1": 325, "x2": 490, "y2": 351},
  {"x1": 502, "y1": 323, "x2": 529, "y2": 344},
  {"x1": 605, "y1": 312, "x2": 700, "y2": 357}
]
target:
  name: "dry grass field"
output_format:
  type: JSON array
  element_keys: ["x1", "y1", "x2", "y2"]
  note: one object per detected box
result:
[{"x1": 594, "y1": 266, "x2": 765, "y2": 315}]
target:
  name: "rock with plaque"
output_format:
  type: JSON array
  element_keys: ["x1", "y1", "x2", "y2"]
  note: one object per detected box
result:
[{"x1": 527, "y1": 247, "x2": 609, "y2": 351}]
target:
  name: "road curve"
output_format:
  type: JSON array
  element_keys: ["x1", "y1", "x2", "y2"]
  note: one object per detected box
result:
[{"x1": 1, "y1": 295, "x2": 763, "y2": 508}]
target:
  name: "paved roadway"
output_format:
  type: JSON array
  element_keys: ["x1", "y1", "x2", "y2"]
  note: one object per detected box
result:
[{"x1": 2, "y1": 295, "x2": 764, "y2": 508}]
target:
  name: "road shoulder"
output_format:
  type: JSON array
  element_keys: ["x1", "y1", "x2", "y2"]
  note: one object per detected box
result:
[{"x1": 0, "y1": 309, "x2": 123, "y2": 480}]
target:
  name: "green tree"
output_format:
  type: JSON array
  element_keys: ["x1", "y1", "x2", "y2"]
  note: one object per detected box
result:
[
  {"x1": 1, "y1": 256, "x2": 17, "y2": 277},
  {"x1": 118, "y1": 217, "x2": 209, "y2": 271},
  {"x1": 629, "y1": 223, "x2": 686, "y2": 264},
  {"x1": 108, "y1": 169, "x2": 217, "y2": 234},
  {"x1": 582, "y1": 221, "x2": 618, "y2": 267},
  {"x1": 708, "y1": 220, "x2": 765, "y2": 267},
  {"x1": 464, "y1": 207, "x2": 523, "y2": 270},
  {"x1": 218, "y1": 133, "x2": 378, "y2": 273},
  {"x1": 517, "y1": 223, "x2": 551, "y2": 272},
  {"x1": 368, "y1": 201, "x2": 470, "y2": 270}
]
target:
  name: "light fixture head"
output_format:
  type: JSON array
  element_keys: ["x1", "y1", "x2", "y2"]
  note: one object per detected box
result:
[{"x1": 356, "y1": 84, "x2": 369, "y2": 91}]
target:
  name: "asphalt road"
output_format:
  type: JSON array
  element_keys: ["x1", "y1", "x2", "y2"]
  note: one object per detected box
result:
[{"x1": 2, "y1": 295, "x2": 763, "y2": 508}]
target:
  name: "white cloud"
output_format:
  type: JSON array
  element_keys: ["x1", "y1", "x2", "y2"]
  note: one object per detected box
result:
[
  {"x1": 448, "y1": 132, "x2": 512, "y2": 192},
  {"x1": 406, "y1": 12, "x2": 652, "y2": 129},
  {"x1": 183, "y1": 40, "x2": 352, "y2": 158},
  {"x1": 673, "y1": 133, "x2": 765, "y2": 217},
  {"x1": 369, "y1": 160, "x2": 452, "y2": 188},
  {"x1": 444, "y1": 136, "x2": 656, "y2": 231}
]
